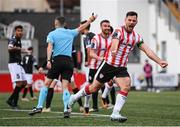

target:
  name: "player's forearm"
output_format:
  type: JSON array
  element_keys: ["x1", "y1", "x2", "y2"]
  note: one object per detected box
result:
[
  {"x1": 78, "y1": 14, "x2": 97, "y2": 32},
  {"x1": 145, "y1": 49, "x2": 161, "y2": 65},
  {"x1": 8, "y1": 47, "x2": 21, "y2": 52},
  {"x1": 110, "y1": 39, "x2": 119, "y2": 56},
  {"x1": 78, "y1": 20, "x2": 92, "y2": 32},
  {"x1": 47, "y1": 45, "x2": 52, "y2": 61},
  {"x1": 90, "y1": 50, "x2": 103, "y2": 61}
]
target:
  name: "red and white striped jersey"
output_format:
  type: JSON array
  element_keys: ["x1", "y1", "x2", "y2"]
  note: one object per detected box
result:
[
  {"x1": 89, "y1": 34, "x2": 112, "y2": 69},
  {"x1": 105, "y1": 26, "x2": 143, "y2": 67}
]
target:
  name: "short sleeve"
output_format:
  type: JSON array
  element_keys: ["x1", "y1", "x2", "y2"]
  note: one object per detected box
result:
[
  {"x1": 46, "y1": 33, "x2": 54, "y2": 44},
  {"x1": 70, "y1": 29, "x2": 79, "y2": 37},
  {"x1": 8, "y1": 38, "x2": 15, "y2": 48},
  {"x1": 112, "y1": 29, "x2": 122, "y2": 40},
  {"x1": 136, "y1": 34, "x2": 144, "y2": 48},
  {"x1": 91, "y1": 37, "x2": 98, "y2": 50},
  {"x1": 84, "y1": 36, "x2": 91, "y2": 48}
]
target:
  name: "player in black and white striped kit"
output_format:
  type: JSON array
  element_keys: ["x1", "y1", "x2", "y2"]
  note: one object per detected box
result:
[{"x1": 21, "y1": 47, "x2": 39, "y2": 101}]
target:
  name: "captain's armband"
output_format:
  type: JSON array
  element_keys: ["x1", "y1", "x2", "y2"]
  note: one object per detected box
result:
[{"x1": 137, "y1": 41, "x2": 144, "y2": 48}]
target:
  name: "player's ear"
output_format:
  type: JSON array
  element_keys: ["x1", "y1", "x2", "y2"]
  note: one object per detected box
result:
[{"x1": 136, "y1": 19, "x2": 138, "y2": 24}]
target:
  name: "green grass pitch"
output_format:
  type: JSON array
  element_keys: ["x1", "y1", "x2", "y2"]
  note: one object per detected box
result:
[{"x1": 0, "y1": 91, "x2": 180, "y2": 126}]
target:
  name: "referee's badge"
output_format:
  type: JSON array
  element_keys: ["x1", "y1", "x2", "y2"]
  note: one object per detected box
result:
[{"x1": 99, "y1": 73, "x2": 104, "y2": 79}]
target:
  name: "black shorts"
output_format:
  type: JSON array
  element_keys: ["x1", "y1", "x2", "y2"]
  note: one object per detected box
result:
[
  {"x1": 88, "y1": 69, "x2": 97, "y2": 83},
  {"x1": 95, "y1": 61, "x2": 130, "y2": 84},
  {"x1": 47, "y1": 55, "x2": 73, "y2": 82}
]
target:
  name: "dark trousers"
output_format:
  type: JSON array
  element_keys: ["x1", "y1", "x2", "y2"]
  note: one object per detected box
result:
[{"x1": 146, "y1": 76, "x2": 153, "y2": 89}]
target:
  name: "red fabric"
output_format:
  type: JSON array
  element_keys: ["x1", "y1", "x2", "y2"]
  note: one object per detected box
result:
[
  {"x1": 0, "y1": 74, "x2": 13, "y2": 92},
  {"x1": 119, "y1": 91, "x2": 128, "y2": 96},
  {"x1": 0, "y1": 72, "x2": 86, "y2": 93},
  {"x1": 85, "y1": 85, "x2": 91, "y2": 95}
]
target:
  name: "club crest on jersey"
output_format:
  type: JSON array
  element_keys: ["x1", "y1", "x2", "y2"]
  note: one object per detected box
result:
[
  {"x1": 112, "y1": 31, "x2": 118, "y2": 38},
  {"x1": 91, "y1": 43, "x2": 95, "y2": 48},
  {"x1": 99, "y1": 73, "x2": 104, "y2": 79}
]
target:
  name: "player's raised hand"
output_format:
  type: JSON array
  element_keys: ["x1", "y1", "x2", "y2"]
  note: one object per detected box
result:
[
  {"x1": 89, "y1": 13, "x2": 97, "y2": 22},
  {"x1": 159, "y1": 60, "x2": 168, "y2": 68}
]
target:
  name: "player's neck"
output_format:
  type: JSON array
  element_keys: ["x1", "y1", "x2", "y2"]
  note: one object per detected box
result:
[
  {"x1": 124, "y1": 25, "x2": 133, "y2": 34},
  {"x1": 55, "y1": 25, "x2": 64, "y2": 29},
  {"x1": 101, "y1": 33, "x2": 109, "y2": 39}
]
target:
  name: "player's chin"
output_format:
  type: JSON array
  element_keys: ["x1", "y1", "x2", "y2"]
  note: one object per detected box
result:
[{"x1": 128, "y1": 26, "x2": 134, "y2": 31}]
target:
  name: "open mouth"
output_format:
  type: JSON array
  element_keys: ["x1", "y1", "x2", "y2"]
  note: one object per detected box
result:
[{"x1": 129, "y1": 25, "x2": 134, "y2": 29}]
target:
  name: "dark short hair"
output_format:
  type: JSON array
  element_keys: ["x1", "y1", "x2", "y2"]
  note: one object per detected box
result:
[
  {"x1": 126, "y1": 11, "x2": 138, "y2": 18},
  {"x1": 15, "y1": 25, "x2": 23, "y2": 30},
  {"x1": 27, "y1": 46, "x2": 33, "y2": 51},
  {"x1": 80, "y1": 20, "x2": 91, "y2": 30},
  {"x1": 55, "y1": 16, "x2": 66, "y2": 25},
  {"x1": 110, "y1": 26, "x2": 114, "y2": 33},
  {"x1": 100, "y1": 20, "x2": 110, "y2": 26}
]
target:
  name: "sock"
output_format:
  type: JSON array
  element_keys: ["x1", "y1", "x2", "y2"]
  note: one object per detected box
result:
[
  {"x1": 92, "y1": 91, "x2": 98, "y2": 109},
  {"x1": 73, "y1": 85, "x2": 90, "y2": 101},
  {"x1": 22, "y1": 88, "x2": 28, "y2": 98},
  {"x1": 84, "y1": 95, "x2": 91, "y2": 108},
  {"x1": 63, "y1": 89, "x2": 70, "y2": 112},
  {"x1": 37, "y1": 86, "x2": 48, "y2": 108},
  {"x1": 112, "y1": 91, "x2": 128, "y2": 114},
  {"x1": 110, "y1": 86, "x2": 116, "y2": 105},
  {"x1": 106, "y1": 95, "x2": 110, "y2": 104},
  {"x1": 73, "y1": 88, "x2": 83, "y2": 107},
  {"x1": 29, "y1": 86, "x2": 34, "y2": 98},
  {"x1": 46, "y1": 88, "x2": 54, "y2": 108},
  {"x1": 13, "y1": 86, "x2": 24, "y2": 106},
  {"x1": 102, "y1": 83, "x2": 112, "y2": 99}
]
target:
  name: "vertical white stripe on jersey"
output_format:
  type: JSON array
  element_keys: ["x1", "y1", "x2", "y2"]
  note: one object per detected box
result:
[{"x1": 94, "y1": 60, "x2": 106, "y2": 80}]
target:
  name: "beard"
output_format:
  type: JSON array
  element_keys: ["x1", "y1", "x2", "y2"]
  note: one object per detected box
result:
[{"x1": 102, "y1": 29, "x2": 109, "y2": 35}]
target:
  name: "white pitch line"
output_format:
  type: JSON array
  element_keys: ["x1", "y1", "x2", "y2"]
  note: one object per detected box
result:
[
  {"x1": 0, "y1": 115, "x2": 104, "y2": 120},
  {"x1": 1, "y1": 116, "x2": 61, "y2": 120},
  {"x1": 0, "y1": 108, "x2": 110, "y2": 120}
]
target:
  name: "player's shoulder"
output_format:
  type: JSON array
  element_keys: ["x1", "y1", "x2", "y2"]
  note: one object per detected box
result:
[
  {"x1": 114, "y1": 26, "x2": 124, "y2": 32},
  {"x1": 86, "y1": 32, "x2": 95, "y2": 40},
  {"x1": 87, "y1": 32, "x2": 95, "y2": 37},
  {"x1": 9, "y1": 36, "x2": 17, "y2": 43},
  {"x1": 133, "y1": 30, "x2": 143, "y2": 38},
  {"x1": 47, "y1": 30, "x2": 55, "y2": 37},
  {"x1": 93, "y1": 34, "x2": 100, "y2": 39}
]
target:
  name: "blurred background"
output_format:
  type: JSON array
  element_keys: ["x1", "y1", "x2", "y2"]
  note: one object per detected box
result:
[{"x1": 0, "y1": 0, "x2": 180, "y2": 91}]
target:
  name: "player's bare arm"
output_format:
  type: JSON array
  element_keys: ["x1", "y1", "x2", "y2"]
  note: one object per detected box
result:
[
  {"x1": 90, "y1": 48, "x2": 103, "y2": 61},
  {"x1": 8, "y1": 46, "x2": 27, "y2": 53},
  {"x1": 139, "y1": 43, "x2": 168, "y2": 68},
  {"x1": 77, "y1": 14, "x2": 97, "y2": 32},
  {"x1": 46, "y1": 42, "x2": 53, "y2": 69},
  {"x1": 110, "y1": 38, "x2": 119, "y2": 57}
]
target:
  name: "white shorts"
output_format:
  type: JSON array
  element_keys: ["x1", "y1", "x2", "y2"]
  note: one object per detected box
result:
[
  {"x1": 8, "y1": 63, "x2": 27, "y2": 82},
  {"x1": 25, "y1": 74, "x2": 33, "y2": 84}
]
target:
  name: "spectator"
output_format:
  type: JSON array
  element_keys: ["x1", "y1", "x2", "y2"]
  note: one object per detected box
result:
[{"x1": 143, "y1": 59, "x2": 154, "y2": 92}]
